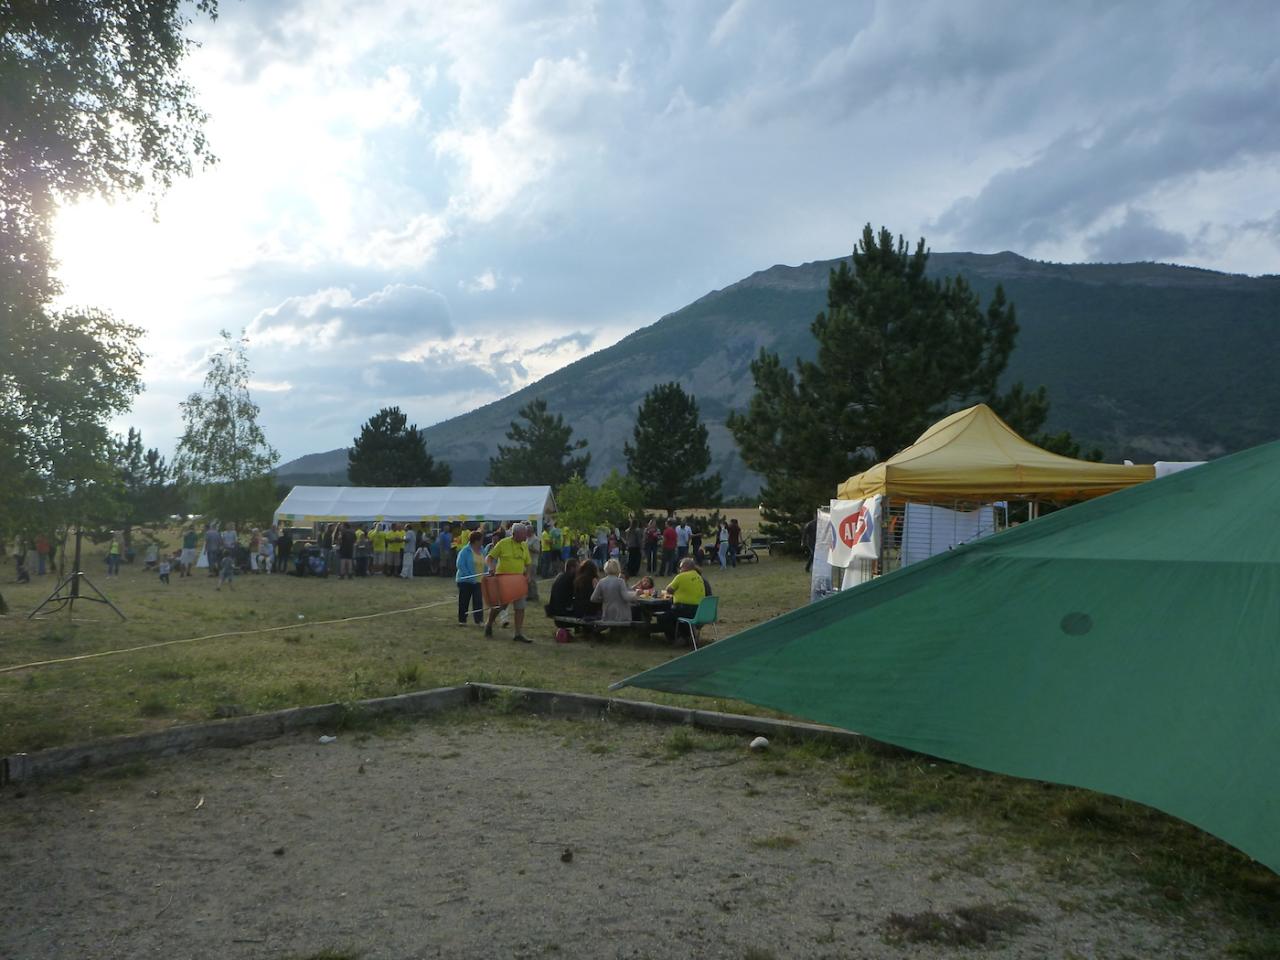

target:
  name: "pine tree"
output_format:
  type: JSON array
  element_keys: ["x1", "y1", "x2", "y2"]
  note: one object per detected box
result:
[
  {"x1": 624, "y1": 382, "x2": 721, "y2": 514},
  {"x1": 112, "y1": 428, "x2": 179, "y2": 549},
  {"x1": 486, "y1": 398, "x2": 589, "y2": 489},
  {"x1": 348, "y1": 407, "x2": 451, "y2": 486},
  {"x1": 729, "y1": 223, "x2": 1046, "y2": 542}
]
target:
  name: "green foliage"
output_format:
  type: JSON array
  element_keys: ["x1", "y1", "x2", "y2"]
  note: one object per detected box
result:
[
  {"x1": 0, "y1": 307, "x2": 145, "y2": 532},
  {"x1": 624, "y1": 382, "x2": 721, "y2": 513},
  {"x1": 0, "y1": 0, "x2": 218, "y2": 306},
  {"x1": 174, "y1": 330, "x2": 279, "y2": 525},
  {"x1": 486, "y1": 398, "x2": 589, "y2": 489},
  {"x1": 1, "y1": 1, "x2": 216, "y2": 607},
  {"x1": 104, "y1": 428, "x2": 182, "y2": 546},
  {"x1": 348, "y1": 406, "x2": 451, "y2": 486},
  {"x1": 730, "y1": 224, "x2": 1039, "y2": 543},
  {"x1": 555, "y1": 474, "x2": 629, "y2": 534}
]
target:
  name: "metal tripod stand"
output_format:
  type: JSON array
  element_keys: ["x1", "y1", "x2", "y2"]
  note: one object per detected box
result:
[{"x1": 28, "y1": 528, "x2": 126, "y2": 620}]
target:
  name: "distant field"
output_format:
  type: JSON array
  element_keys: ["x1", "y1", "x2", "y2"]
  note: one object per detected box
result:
[{"x1": 0, "y1": 541, "x2": 807, "y2": 757}]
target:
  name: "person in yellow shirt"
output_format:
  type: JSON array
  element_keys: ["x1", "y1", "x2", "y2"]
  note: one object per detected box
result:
[
  {"x1": 484, "y1": 522, "x2": 533, "y2": 643},
  {"x1": 660, "y1": 557, "x2": 707, "y2": 644},
  {"x1": 539, "y1": 526, "x2": 552, "y2": 577}
]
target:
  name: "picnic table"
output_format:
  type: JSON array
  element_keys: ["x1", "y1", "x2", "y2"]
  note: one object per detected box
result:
[{"x1": 551, "y1": 595, "x2": 671, "y2": 637}]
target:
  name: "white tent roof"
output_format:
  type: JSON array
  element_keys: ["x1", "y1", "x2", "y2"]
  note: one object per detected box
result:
[{"x1": 273, "y1": 485, "x2": 556, "y2": 524}]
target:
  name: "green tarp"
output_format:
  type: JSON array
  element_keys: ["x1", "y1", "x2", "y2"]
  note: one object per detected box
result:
[{"x1": 614, "y1": 440, "x2": 1280, "y2": 871}]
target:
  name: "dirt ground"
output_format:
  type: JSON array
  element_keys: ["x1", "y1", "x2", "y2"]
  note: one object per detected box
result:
[{"x1": 1, "y1": 714, "x2": 1232, "y2": 960}]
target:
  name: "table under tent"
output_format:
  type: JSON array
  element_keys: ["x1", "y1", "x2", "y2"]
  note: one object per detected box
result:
[
  {"x1": 273, "y1": 485, "x2": 556, "y2": 532},
  {"x1": 828, "y1": 404, "x2": 1155, "y2": 589}
]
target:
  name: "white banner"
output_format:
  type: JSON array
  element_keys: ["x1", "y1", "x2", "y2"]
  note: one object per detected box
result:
[
  {"x1": 828, "y1": 495, "x2": 882, "y2": 568},
  {"x1": 900, "y1": 501, "x2": 995, "y2": 567},
  {"x1": 809, "y1": 508, "x2": 835, "y2": 603}
]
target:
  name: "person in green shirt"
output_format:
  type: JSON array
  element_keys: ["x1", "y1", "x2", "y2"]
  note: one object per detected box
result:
[
  {"x1": 181, "y1": 527, "x2": 198, "y2": 578},
  {"x1": 484, "y1": 523, "x2": 533, "y2": 643},
  {"x1": 660, "y1": 557, "x2": 707, "y2": 644}
]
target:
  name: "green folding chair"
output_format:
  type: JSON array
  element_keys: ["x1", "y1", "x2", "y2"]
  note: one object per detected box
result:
[{"x1": 678, "y1": 596, "x2": 719, "y2": 650}]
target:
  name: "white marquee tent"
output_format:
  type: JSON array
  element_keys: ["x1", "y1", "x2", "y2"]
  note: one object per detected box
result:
[{"x1": 273, "y1": 485, "x2": 556, "y2": 529}]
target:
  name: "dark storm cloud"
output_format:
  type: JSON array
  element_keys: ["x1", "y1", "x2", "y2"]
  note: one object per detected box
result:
[{"x1": 1084, "y1": 209, "x2": 1191, "y2": 263}]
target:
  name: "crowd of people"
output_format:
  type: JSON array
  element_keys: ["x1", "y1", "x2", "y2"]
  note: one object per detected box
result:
[{"x1": 8, "y1": 514, "x2": 743, "y2": 647}]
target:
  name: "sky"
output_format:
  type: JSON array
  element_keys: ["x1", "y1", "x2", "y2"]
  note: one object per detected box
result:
[{"x1": 50, "y1": 0, "x2": 1280, "y2": 466}]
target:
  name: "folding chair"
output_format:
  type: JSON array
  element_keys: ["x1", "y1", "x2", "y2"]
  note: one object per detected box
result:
[{"x1": 678, "y1": 596, "x2": 719, "y2": 650}]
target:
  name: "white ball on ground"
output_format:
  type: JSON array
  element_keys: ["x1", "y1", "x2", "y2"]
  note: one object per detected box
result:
[{"x1": 749, "y1": 736, "x2": 769, "y2": 751}]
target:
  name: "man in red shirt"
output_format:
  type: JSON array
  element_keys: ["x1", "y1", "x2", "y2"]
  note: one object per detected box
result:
[
  {"x1": 34, "y1": 534, "x2": 50, "y2": 576},
  {"x1": 661, "y1": 519, "x2": 678, "y2": 576}
]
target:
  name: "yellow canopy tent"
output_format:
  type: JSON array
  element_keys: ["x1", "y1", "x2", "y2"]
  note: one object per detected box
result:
[{"x1": 837, "y1": 404, "x2": 1155, "y2": 502}]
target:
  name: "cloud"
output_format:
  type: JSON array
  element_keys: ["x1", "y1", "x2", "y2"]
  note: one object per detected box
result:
[
  {"x1": 530, "y1": 331, "x2": 595, "y2": 355},
  {"x1": 71, "y1": 0, "x2": 1280, "y2": 467},
  {"x1": 462, "y1": 269, "x2": 498, "y2": 292},
  {"x1": 710, "y1": 0, "x2": 754, "y2": 46},
  {"x1": 1243, "y1": 210, "x2": 1280, "y2": 242},
  {"x1": 249, "y1": 284, "x2": 453, "y2": 344},
  {"x1": 932, "y1": 63, "x2": 1280, "y2": 252},
  {"x1": 433, "y1": 53, "x2": 632, "y2": 222},
  {"x1": 1084, "y1": 209, "x2": 1191, "y2": 263}
]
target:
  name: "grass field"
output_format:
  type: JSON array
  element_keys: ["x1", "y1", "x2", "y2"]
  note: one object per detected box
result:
[
  {"x1": 4, "y1": 535, "x2": 1280, "y2": 950},
  {"x1": 0, "y1": 542, "x2": 804, "y2": 757}
]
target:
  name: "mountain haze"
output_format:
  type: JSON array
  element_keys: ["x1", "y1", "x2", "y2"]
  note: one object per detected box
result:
[{"x1": 278, "y1": 252, "x2": 1280, "y2": 495}]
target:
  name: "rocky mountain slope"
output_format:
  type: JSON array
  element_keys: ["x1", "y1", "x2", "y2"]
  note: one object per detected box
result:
[{"x1": 278, "y1": 252, "x2": 1280, "y2": 495}]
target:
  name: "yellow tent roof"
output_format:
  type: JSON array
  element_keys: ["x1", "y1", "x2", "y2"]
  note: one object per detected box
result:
[{"x1": 836, "y1": 404, "x2": 1155, "y2": 501}]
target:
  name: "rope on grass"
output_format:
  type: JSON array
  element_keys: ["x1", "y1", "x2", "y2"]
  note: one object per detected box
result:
[{"x1": 0, "y1": 597, "x2": 458, "y2": 674}]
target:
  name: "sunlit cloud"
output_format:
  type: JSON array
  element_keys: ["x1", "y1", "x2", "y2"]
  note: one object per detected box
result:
[{"x1": 42, "y1": 0, "x2": 1280, "y2": 463}]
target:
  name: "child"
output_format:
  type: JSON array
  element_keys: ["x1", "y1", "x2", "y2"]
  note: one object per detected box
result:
[
  {"x1": 158, "y1": 557, "x2": 171, "y2": 585},
  {"x1": 217, "y1": 552, "x2": 235, "y2": 591},
  {"x1": 15, "y1": 553, "x2": 30, "y2": 584}
]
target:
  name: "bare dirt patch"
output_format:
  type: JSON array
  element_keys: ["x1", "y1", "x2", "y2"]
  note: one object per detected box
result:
[{"x1": 0, "y1": 714, "x2": 1234, "y2": 959}]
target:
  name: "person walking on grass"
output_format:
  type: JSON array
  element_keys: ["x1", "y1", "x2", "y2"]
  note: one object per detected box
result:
[
  {"x1": 217, "y1": 552, "x2": 235, "y2": 591},
  {"x1": 455, "y1": 530, "x2": 486, "y2": 626},
  {"x1": 661, "y1": 519, "x2": 677, "y2": 575},
  {"x1": 338, "y1": 522, "x2": 356, "y2": 580},
  {"x1": 484, "y1": 523, "x2": 532, "y2": 643},
  {"x1": 181, "y1": 526, "x2": 198, "y2": 577},
  {"x1": 106, "y1": 536, "x2": 122, "y2": 577},
  {"x1": 400, "y1": 523, "x2": 417, "y2": 579},
  {"x1": 204, "y1": 522, "x2": 220, "y2": 576},
  {"x1": 34, "y1": 534, "x2": 49, "y2": 576}
]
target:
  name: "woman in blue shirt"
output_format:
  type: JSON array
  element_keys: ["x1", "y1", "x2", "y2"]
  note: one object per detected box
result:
[{"x1": 454, "y1": 530, "x2": 486, "y2": 625}]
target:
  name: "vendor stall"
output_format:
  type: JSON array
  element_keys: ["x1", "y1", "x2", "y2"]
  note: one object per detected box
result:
[{"x1": 832, "y1": 404, "x2": 1154, "y2": 584}]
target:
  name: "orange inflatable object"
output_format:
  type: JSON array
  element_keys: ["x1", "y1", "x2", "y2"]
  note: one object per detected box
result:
[{"x1": 482, "y1": 573, "x2": 528, "y2": 607}]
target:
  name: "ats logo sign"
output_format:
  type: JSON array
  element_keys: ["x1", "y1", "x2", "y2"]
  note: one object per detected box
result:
[{"x1": 838, "y1": 504, "x2": 874, "y2": 548}]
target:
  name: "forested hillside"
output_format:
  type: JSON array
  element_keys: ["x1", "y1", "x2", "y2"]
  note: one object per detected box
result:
[{"x1": 279, "y1": 253, "x2": 1280, "y2": 495}]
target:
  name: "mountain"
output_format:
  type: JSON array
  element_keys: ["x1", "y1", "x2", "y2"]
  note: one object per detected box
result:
[{"x1": 277, "y1": 252, "x2": 1280, "y2": 496}]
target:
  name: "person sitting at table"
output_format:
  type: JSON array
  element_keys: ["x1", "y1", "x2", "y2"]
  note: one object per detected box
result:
[
  {"x1": 635, "y1": 575, "x2": 655, "y2": 593},
  {"x1": 659, "y1": 557, "x2": 707, "y2": 644},
  {"x1": 545, "y1": 557, "x2": 579, "y2": 618},
  {"x1": 591, "y1": 559, "x2": 639, "y2": 622},
  {"x1": 572, "y1": 559, "x2": 602, "y2": 620}
]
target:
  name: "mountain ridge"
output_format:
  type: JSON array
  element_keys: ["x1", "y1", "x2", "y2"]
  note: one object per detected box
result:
[{"x1": 278, "y1": 251, "x2": 1280, "y2": 494}]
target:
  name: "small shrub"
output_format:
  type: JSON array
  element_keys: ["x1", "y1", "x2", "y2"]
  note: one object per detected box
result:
[
  {"x1": 395, "y1": 662, "x2": 422, "y2": 688},
  {"x1": 664, "y1": 728, "x2": 698, "y2": 756},
  {"x1": 885, "y1": 902, "x2": 1036, "y2": 946},
  {"x1": 138, "y1": 695, "x2": 169, "y2": 717},
  {"x1": 750, "y1": 833, "x2": 799, "y2": 850}
]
